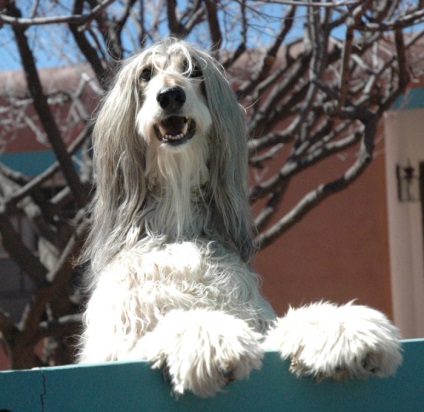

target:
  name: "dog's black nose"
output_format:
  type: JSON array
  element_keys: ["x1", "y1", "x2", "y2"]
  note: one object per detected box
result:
[{"x1": 157, "y1": 86, "x2": 186, "y2": 111}]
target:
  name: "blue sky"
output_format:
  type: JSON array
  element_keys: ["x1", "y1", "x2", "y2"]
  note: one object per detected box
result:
[
  {"x1": 0, "y1": 2, "x2": 311, "y2": 71},
  {"x1": 0, "y1": 21, "x2": 86, "y2": 71},
  {"x1": 0, "y1": 1, "x2": 75, "y2": 70},
  {"x1": 2, "y1": 2, "x2": 422, "y2": 73}
]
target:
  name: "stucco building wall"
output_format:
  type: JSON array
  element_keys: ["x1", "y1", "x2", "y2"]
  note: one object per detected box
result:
[{"x1": 253, "y1": 146, "x2": 393, "y2": 321}]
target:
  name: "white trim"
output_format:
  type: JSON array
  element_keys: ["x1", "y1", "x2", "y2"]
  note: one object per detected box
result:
[{"x1": 384, "y1": 109, "x2": 424, "y2": 338}]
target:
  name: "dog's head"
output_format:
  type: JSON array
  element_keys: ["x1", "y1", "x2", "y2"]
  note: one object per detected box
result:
[{"x1": 90, "y1": 38, "x2": 254, "y2": 265}]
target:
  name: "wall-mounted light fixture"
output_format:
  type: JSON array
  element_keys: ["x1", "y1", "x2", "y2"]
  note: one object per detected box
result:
[{"x1": 396, "y1": 162, "x2": 422, "y2": 202}]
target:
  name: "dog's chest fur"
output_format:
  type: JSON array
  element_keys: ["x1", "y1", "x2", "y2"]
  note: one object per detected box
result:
[{"x1": 89, "y1": 240, "x2": 271, "y2": 342}]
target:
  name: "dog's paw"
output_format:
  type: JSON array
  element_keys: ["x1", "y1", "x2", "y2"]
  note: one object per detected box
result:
[
  {"x1": 134, "y1": 309, "x2": 263, "y2": 397},
  {"x1": 263, "y1": 301, "x2": 402, "y2": 380}
]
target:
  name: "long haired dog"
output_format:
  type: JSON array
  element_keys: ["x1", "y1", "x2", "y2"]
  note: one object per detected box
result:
[{"x1": 79, "y1": 38, "x2": 402, "y2": 397}]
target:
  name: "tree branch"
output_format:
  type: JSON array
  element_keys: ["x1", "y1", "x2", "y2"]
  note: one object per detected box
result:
[
  {"x1": 0, "y1": 207, "x2": 48, "y2": 287},
  {"x1": 19, "y1": 216, "x2": 86, "y2": 342},
  {"x1": 255, "y1": 114, "x2": 377, "y2": 248},
  {"x1": 0, "y1": 0, "x2": 115, "y2": 28},
  {"x1": 6, "y1": 3, "x2": 87, "y2": 209},
  {"x1": 204, "y1": 0, "x2": 222, "y2": 51},
  {"x1": 4, "y1": 124, "x2": 92, "y2": 207},
  {"x1": 69, "y1": 0, "x2": 109, "y2": 87},
  {"x1": 166, "y1": 0, "x2": 187, "y2": 37},
  {"x1": 38, "y1": 314, "x2": 82, "y2": 338}
]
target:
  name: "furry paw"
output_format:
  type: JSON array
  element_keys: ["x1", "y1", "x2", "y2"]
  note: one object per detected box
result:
[
  {"x1": 263, "y1": 302, "x2": 402, "y2": 380},
  {"x1": 133, "y1": 309, "x2": 263, "y2": 397}
]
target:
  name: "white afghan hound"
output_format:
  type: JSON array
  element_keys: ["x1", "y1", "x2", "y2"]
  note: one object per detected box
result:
[{"x1": 78, "y1": 38, "x2": 402, "y2": 397}]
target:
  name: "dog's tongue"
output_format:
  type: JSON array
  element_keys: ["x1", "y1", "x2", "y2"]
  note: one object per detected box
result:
[{"x1": 159, "y1": 116, "x2": 187, "y2": 137}]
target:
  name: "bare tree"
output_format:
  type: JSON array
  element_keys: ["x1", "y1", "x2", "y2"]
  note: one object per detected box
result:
[{"x1": 0, "y1": 0, "x2": 423, "y2": 369}]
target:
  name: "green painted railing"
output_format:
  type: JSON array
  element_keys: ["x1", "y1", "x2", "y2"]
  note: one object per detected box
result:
[{"x1": 1, "y1": 339, "x2": 423, "y2": 412}]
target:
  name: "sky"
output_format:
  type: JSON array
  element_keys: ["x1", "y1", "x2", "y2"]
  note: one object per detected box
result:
[
  {"x1": 1, "y1": 1, "x2": 422, "y2": 73},
  {"x1": 0, "y1": 1, "x2": 311, "y2": 72},
  {"x1": 0, "y1": 21, "x2": 86, "y2": 71}
]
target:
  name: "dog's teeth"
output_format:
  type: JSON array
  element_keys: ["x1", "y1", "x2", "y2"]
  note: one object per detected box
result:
[
  {"x1": 165, "y1": 133, "x2": 185, "y2": 140},
  {"x1": 162, "y1": 127, "x2": 188, "y2": 141}
]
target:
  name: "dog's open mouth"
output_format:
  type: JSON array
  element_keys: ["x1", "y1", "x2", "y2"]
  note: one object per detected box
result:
[{"x1": 154, "y1": 116, "x2": 196, "y2": 146}]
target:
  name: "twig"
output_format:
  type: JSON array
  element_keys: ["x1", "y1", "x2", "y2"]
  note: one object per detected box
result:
[
  {"x1": 0, "y1": 0, "x2": 115, "y2": 28},
  {"x1": 255, "y1": 114, "x2": 376, "y2": 248}
]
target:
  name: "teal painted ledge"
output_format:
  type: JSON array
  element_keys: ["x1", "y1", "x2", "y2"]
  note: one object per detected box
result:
[
  {"x1": 392, "y1": 86, "x2": 424, "y2": 110},
  {"x1": 0, "y1": 151, "x2": 57, "y2": 175},
  {"x1": 1, "y1": 339, "x2": 423, "y2": 412},
  {"x1": 0, "y1": 150, "x2": 82, "y2": 176}
]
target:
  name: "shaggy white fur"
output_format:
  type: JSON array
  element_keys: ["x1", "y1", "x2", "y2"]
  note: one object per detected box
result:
[
  {"x1": 78, "y1": 38, "x2": 402, "y2": 397},
  {"x1": 125, "y1": 309, "x2": 264, "y2": 397},
  {"x1": 263, "y1": 302, "x2": 402, "y2": 380}
]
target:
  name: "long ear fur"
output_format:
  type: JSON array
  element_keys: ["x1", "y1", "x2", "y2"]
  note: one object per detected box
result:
[
  {"x1": 84, "y1": 52, "x2": 148, "y2": 274},
  {"x1": 197, "y1": 49, "x2": 255, "y2": 262}
]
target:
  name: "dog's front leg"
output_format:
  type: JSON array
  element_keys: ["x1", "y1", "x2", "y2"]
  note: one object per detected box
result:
[
  {"x1": 78, "y1": 278, "x2": 140, "y2": 363},
  {"x1": 263, "y1": 301, "x2": 402, "y2": 380},
  {"x1": 125, "y1": 309, "x2": 263, "y2": 397}
]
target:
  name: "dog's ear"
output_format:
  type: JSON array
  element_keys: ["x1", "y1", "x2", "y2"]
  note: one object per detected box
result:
[
  {"x1": 88, "y1": 55, "x2": 148, "y2": 267},
  {"x1": 93, "y1": 57, "x2": 147, "y2": 211},
  {"x1": 201, "y1": 59, "x2": 255, "y2": 262}
]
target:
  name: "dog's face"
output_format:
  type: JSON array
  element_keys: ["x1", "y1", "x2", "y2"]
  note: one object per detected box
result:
[{"x1": 135, "y1": 50, "x2": 212, "y2": 152}]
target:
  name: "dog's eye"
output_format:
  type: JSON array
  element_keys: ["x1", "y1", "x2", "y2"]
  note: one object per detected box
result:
[
  {"x1": 140, "y1": 67, "x2": 153, "y2": 82},
  {"x1": 190, "y1": 65, "x2": 203, "y2": 78},
  {"x1": 183, "y1": 60, "x2": 202, "y2": 79}
]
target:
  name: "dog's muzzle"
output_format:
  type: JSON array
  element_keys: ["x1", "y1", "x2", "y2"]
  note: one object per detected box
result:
[{"x1": 155, "y1": 86, "x2": 196, "y2": 146}]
